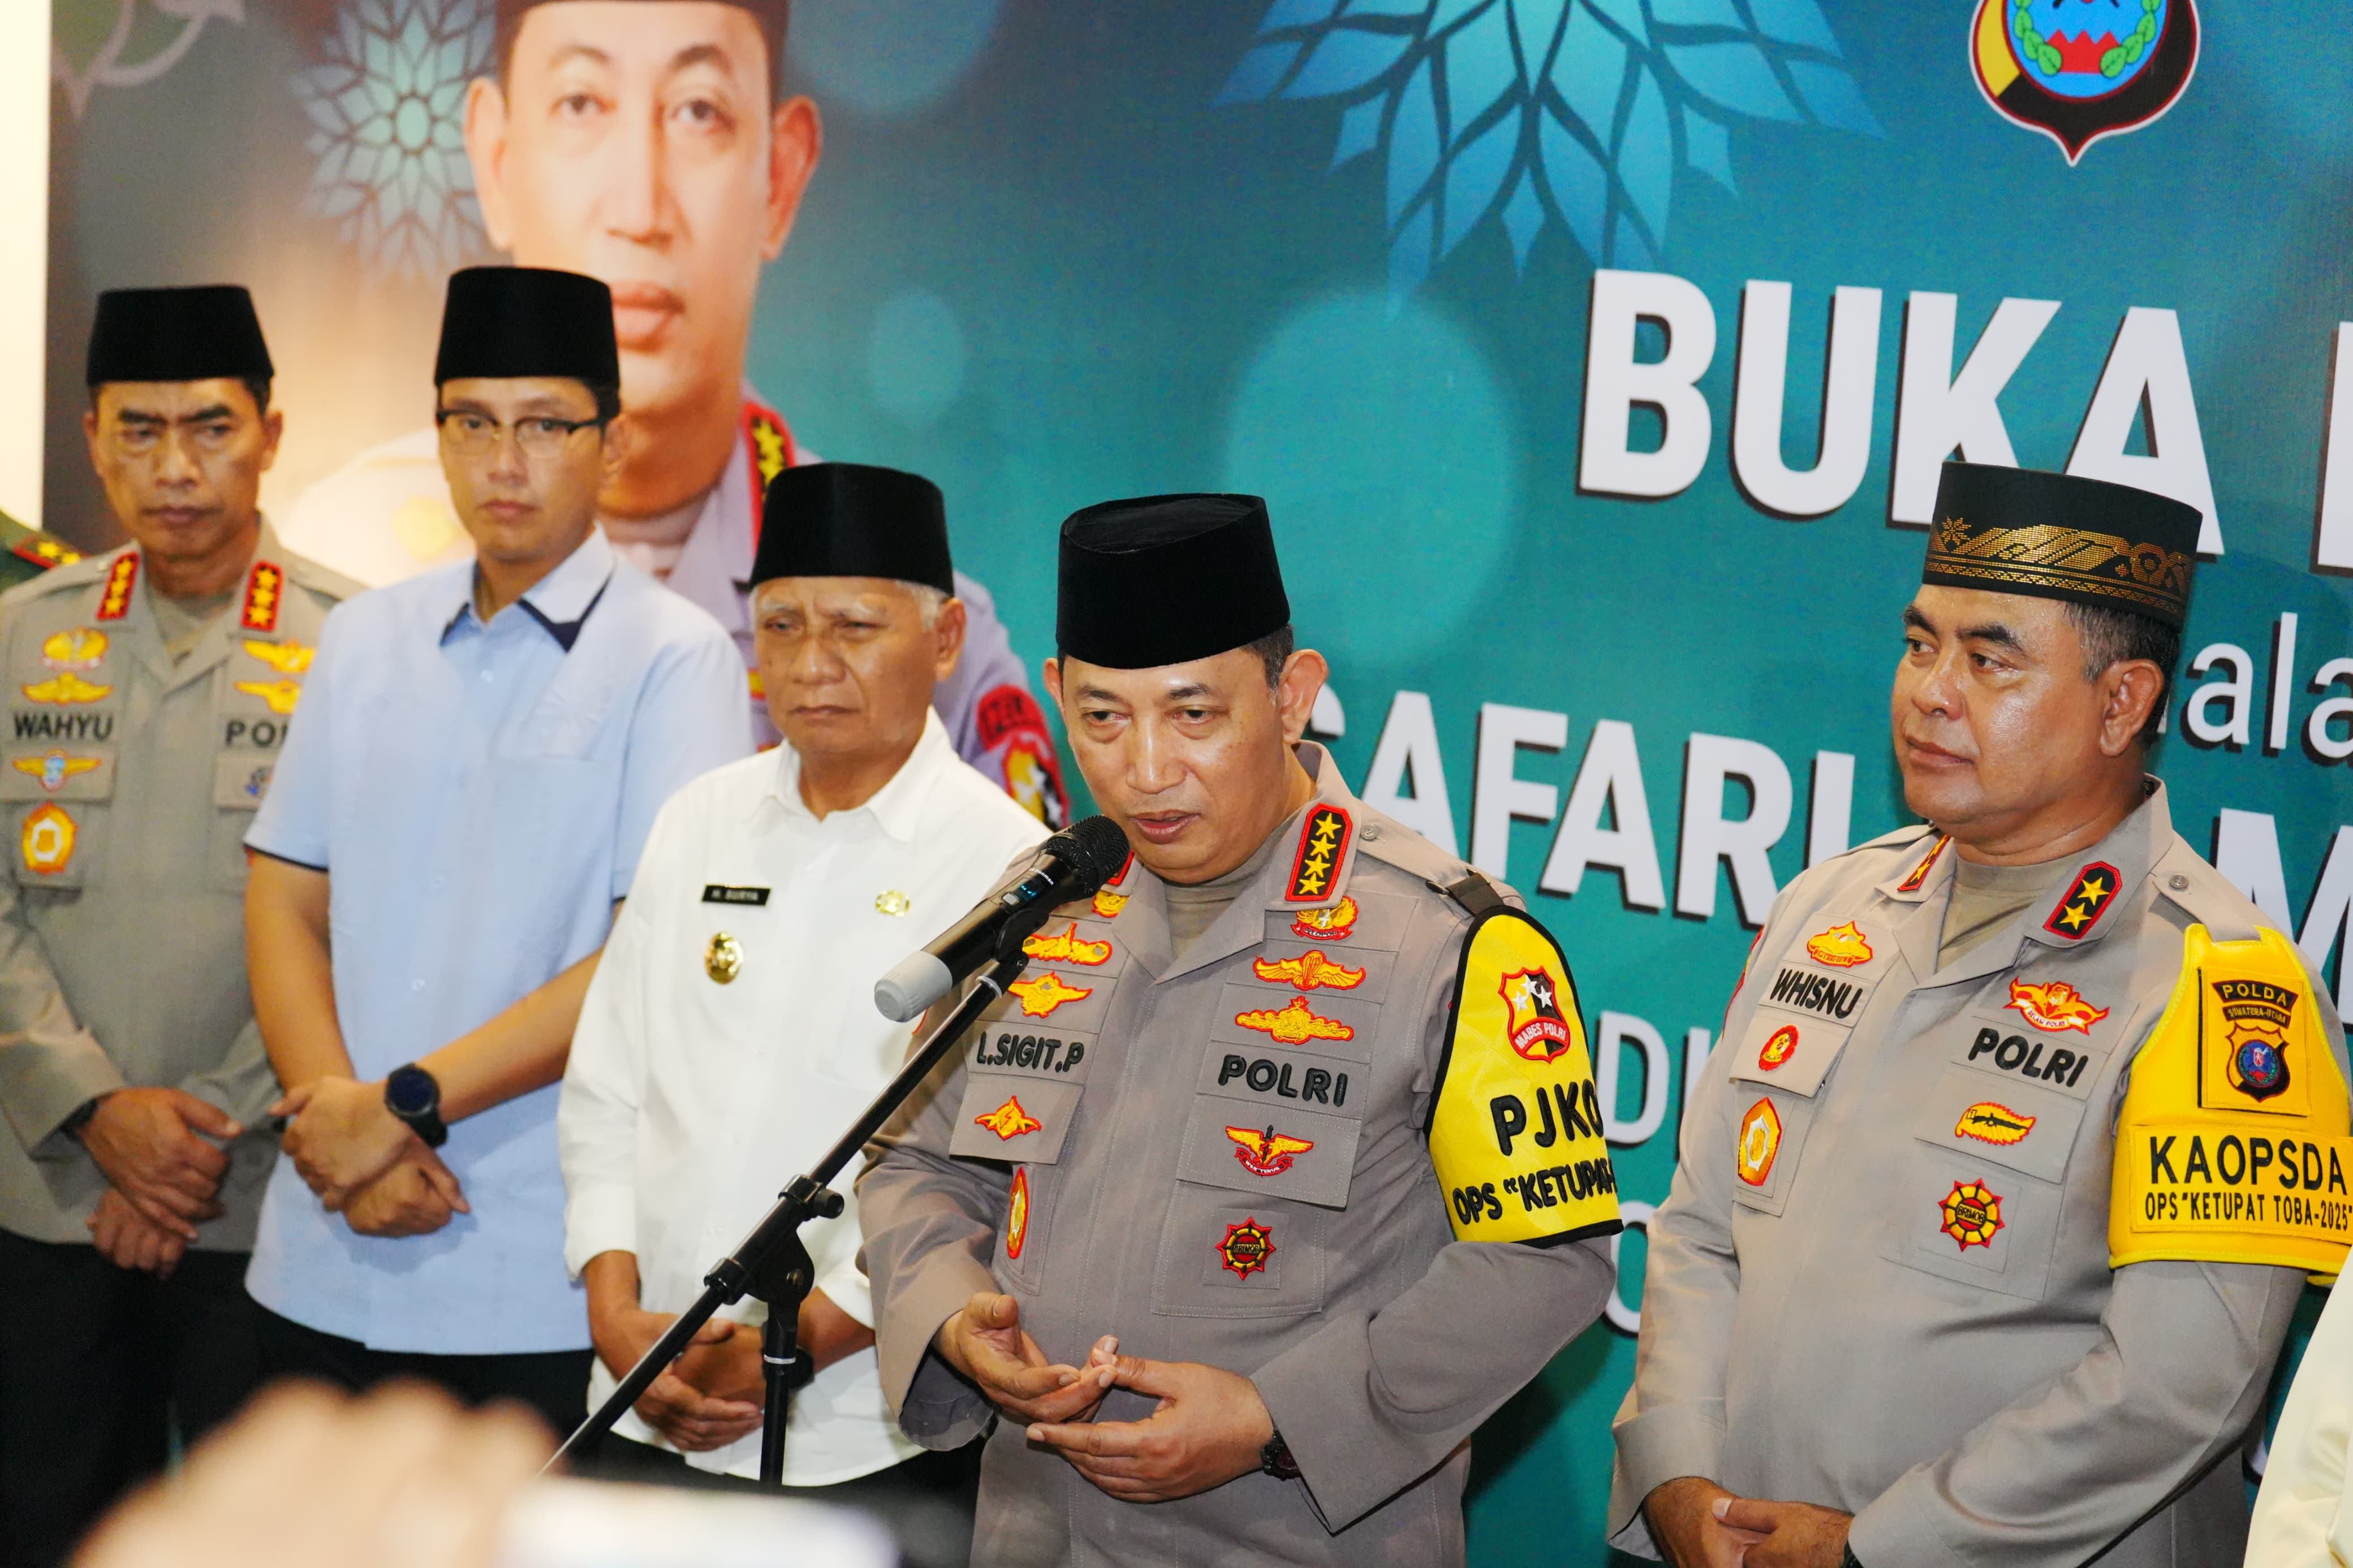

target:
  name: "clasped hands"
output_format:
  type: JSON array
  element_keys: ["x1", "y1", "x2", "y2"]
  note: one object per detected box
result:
[
  {"x1": 936, "y1": 1291, "x2": 1275, "y2": 1503},
  {"x1": 77, "y1": 1086, "x2": 244, "y2": 1278},
  {"x1": 1646, "y1": 1475, "x2": 1853, "y2": 1568},
  {"x1": 274, "y1": 1076, "x2": 468, "y2": 1238}
]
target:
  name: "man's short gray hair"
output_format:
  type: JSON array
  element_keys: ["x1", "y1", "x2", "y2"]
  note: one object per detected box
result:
[{"x1": 904, "y1": 582, "x2": 947, "y2": 630}]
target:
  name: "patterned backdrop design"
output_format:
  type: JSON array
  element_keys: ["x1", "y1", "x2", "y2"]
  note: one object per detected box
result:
[{"x1": 44, "y1": 1, "x2": 2353, "y2": 1561}]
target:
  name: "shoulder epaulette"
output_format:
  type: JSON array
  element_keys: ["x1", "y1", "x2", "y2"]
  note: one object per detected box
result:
[
  {"x1": 1435, "y1": 870, "x2": 1511, "y2": 918},
  {"x1": 1352, "y1": 812, "x2": 1495, "y2": 906},
  {"x1": 6, "y1": 528, "x2": 81, "y2": 573},
  {"x1": 274, "y1": 548, "x2": 367, "y2": 606}
]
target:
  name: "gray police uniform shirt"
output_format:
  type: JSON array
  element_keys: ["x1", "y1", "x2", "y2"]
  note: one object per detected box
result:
[
  {"x1": 857, "y1": 745, "x2": 1614, "y2": 1568},
  {"x1": 1611, "y1": 780, "x2": 2349, "y2": 1567},
  {"x1": 0, "y1": 528, "x2": 356, "y2": 1250}
]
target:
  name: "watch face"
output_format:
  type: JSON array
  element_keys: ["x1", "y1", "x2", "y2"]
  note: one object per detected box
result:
[{"x1": 386, "y1": 1067, "x2": 437, "y2": 1117}]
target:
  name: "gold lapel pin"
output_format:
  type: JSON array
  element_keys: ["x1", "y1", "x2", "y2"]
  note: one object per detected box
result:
[
  {"x1": 876, "y1": 890, "x2": 912, "y2": 916},
  {"x1": 705, "y1": 931, "x2": 743, "y2": 984}
]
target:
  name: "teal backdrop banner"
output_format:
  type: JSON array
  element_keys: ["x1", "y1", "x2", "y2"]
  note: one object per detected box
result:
[{"x1": 47, "y1": 1, "x2": 2353, "y2": 1560}]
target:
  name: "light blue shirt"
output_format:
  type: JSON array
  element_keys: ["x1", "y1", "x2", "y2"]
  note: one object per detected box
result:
[{"x1": 244, "y1": 529, "x2": 751, "y2": 1353}]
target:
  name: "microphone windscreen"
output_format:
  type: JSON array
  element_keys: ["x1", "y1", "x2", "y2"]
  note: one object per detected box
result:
[
  {"x1": 1051, "y1": 815, "x2": 1131, "y2": 892},
  {"x1": 874, "y1": 951, "x2": 954, "y2": 1023}
]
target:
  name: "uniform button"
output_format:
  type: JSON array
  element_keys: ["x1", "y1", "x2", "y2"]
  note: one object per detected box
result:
[
  {"x1": 410, "y1": 978, "x2": 425, "y2": 992},
  {"x1": 1361, "y1": 822, "x2": 1383, "y2": 841},
  {"x1": 2168, "y1": 874, "x2": 2189, "y2": 891},
  {"x1": 479, "y1": 669, "x2": 494, "y2": 684}
]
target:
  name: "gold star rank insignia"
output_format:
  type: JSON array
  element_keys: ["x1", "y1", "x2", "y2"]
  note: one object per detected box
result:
[
  {"x1": 240, "y1": 560, "x2": 284, "y2": 633},
  {"x1": 1284, "y1": 804, "x2": 1352, "y2": 903},
  {"x1": 2042, "y1": 861, "x2": 2122, "y2": 940},
  {"x1": 96, "y1": 555, "x2": 137, "y2": 621}
]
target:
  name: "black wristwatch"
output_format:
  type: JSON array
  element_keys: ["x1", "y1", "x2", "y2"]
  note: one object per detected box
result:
[
  {"x1": 59, "y1": 1095, "x2": 104, "y2": 1142},
  {"x1": 384, "y1": 1064, "x2": 448, "y2": 1148},
  {"x1": 1260, "y1": 1430, "x2": 1300, "y2": 1480}
]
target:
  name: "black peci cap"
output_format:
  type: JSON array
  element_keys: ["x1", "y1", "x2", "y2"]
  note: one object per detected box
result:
[
  {"x1": 1923, "y1": 462, "x2": 2200, "y2": 628},
  {"x1": 433, "y1": 266, "x2": 618, "y2": 387},
  {"x1": 1056, "y1": 493, "x2": 1291, "y2": 670},
  {"x1": 752, "y1": 463, "x2": 954, "y2": 596},
  {"x1": 87, "y1": 285, "x2": 273, "y2": 387}
]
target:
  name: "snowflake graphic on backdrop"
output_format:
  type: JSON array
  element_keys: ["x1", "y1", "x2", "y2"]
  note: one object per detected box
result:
[
  {"x1": 1218, "y1": 0, "x2": 1880, "y2": 293},
  {"x1": 291, "y1": 0, "x2": 494, "y2": 279}
]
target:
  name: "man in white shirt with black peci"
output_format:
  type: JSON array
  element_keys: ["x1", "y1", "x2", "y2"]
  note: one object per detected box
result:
[{"x1": 557, "y1": 462, "x2": 1045, "y2": 1563}]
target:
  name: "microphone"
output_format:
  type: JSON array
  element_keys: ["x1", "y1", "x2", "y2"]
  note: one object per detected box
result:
[{"x1": 873, "y1": 814, "x2": 1132, "y2": 1022}]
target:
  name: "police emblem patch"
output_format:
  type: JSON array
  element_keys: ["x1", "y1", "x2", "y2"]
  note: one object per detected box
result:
[
  {"x1": 1226, "y1": 1125, "x2": 1315, "y2": 1177},
  {"x1": 1939, "y1": 1178, "x2": 2005, "y2": 1249},
  {"x1": 20, "y1": 673, "x2": 110, "y2": 706},
  {"x1": 2044, "y1": 862, "x2": 2122, "y2": 939},
  {"x1": 2007, "y1": 978, "x2": 2109, "y2": 1034},
  {"x1": 1005, "y1": 1167, "x2": 1031, "y2": 1259},
  {"x1": 1023, "y1": 922, "x2": 1111, "y2": 966},
  {"x1": 1094, "y1": 854, "x2": 1132, "y2": 918},
  {"x1": 1804, "y1": 921, "x2": 1873, "y2": 968},
  {"x1": 39, "y1": 629, "x2": 106, "y2": 672},
  {"x1": 1234, "y1": 996, "x2": 1354, "y2": 1046},
  {"x1": 1007, "y1": 972, "x2": 1092, "y2": 1018},
  {"x1": 1499, "y1": 967, "x2": 1573, "y2": 1062},
  {"x1": 21, "y1": 802, "x2": 75, "y2": 875},
  {"x1": 11, "y1": 751, "x2": 100, "y2": 793},
  {"x1": 233, "y1": 680, "x2": 304, "y2": 717},
  {"x1": 1955, "y1": 1102, "x2": 2037, "y2": 1146},
  {"x1": 975, "y1": 1094, "x2": 1044, "y2": 1141},
  {"x1": 1285, "y1": 805, "x2": 1351, "y2": 903},
  {"x1": 1971, "y1": 0, "x2": 2198, "y2": 163},
  {"x1": 1217, "y1": 1217, "x2": 1277, "y2": 1279},
  {"x1": 242, "y1": 639, "x2": 313, "y2": 675},
  {"x1": 1757, "y1": 1023, "x2": 1799, "y2": 1070},
  {"x1": 2216, "y1": 978, "x2": 2298, "y2": 1103},
  {"x1": 1002, "y1": 734, "x2": 1068, "y2": 830},
  {"x1": 1736, "y1": 1098, "x2": 1782, "y2": 1187},
  {"x1": 1292, "y1": 894, "x2": 1358, "y2": 941},
  {"x1": 1253, "y1": 949, "x2": 1364, "y2": 992}
]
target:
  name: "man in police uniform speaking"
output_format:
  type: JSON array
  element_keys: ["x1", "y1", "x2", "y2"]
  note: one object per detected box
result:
[
  {"x1": 0, "y1": 286, "x2": 356, "y2": 1565},
  {"x1": 1612, "y1": 462, "x2": 2353, "y2": 1568},
  {"x1": 282, "y1": 0, "x2": 1066, "y2": 822},
  {"x1": 857, "y1": 494, "x2": 1618, "y2": 1565}
]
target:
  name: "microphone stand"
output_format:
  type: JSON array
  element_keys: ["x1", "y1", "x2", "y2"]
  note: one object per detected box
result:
[{"x1": 551, "y1": 947, "x2": 1033, "y2": 1488}]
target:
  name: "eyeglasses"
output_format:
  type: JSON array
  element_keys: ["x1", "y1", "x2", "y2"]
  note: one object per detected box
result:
[{"x1": 434, "y1": 409, "x2": 605, "y2": 460}]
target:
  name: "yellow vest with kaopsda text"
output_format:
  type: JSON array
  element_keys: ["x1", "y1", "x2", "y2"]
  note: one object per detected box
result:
[{"x1": 2110, "y1": 925, "x2": 2353, "y2": 1282}]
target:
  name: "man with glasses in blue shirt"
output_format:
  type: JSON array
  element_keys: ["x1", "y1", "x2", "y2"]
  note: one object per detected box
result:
[{"x1": 240, "y1": 266, "x2": 748, "y2": 1432}]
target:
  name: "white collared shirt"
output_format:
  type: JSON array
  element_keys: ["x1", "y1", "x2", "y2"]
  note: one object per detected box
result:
[{"x1": 559, "y1": 709, "x2": 1048, "y2": 1483}]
